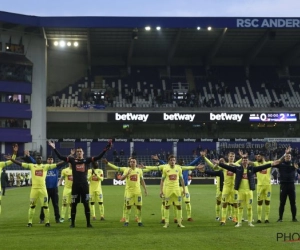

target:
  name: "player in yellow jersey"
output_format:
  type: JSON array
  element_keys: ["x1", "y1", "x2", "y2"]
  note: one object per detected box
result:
[
  {"x1": 160, "y1": 155, "x2": 185, "y2": 228},
  {"x1": 238, "y1": 147, "x2": 290, "y2": 224},
  {"x1": 121, "y1": 157, "x2": 148, "y2": 226},
  {"x1": 103, "y1": 157, "x2": 151, "y2": 222},
  {"x1": 210, "y1": 152, "x2": 239, "y2": 225},
  {"x1": 216, "y1": 156, "x2": 279, "y2": 227},
  {"x1": 88, "y1": 161, "x2": 105, "y2": 221},
  {"x1": 149, "y1": 154, "x2": 201, "y2": 223},
  {"x1": 59, "y1": 163, "x2": 73, "y2": 223},
  {"x1": 0, "y1": 144, "x2": 18, "y2": 214},
  {"x1": 7, "y1": 154, "x2": 65, "y2": 227}
]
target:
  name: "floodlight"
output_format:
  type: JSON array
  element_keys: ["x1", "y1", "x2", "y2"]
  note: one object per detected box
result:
[
  {"x1": 145, "y1": 26, "x2": 151, "y2": 31},
  {"x1": 59, "y1": 41, "x2": 66, "y2": 47}
]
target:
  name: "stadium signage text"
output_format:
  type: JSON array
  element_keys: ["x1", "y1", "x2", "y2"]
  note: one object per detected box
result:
[
  {"x1": 47, "y1": 138, "x2": 300, "y2": 143},
  {"x1": 210, "y1": 113, "x2": 243, "y2": 122},
  {"x1": 236, "y1": 18, "x2": 300, "y2": 28},
  {"x1": 113, "y1": 179, "x2": 126, "y2": 185},
  {"x1": 201, "y1": 139, "x2": 214, "y2": 142},
  {"x1": 80, "y1": 138, "x2": 93, "y2": 142},
  {"x1": 115, "y1": 112, "x2": 149, "y2": 122},
  {"x1": 163, "y1": 113, "x2": 195, "y2": 122}
]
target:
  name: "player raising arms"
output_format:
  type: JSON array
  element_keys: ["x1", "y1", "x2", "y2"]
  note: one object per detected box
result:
[
  {"x1": 1, "y1": 144, "x2": 18, "y2": 214},
  {"x1": 6, "y1": 153, "x2": 65, "y2": 227},
  {"x1": 238, "y1": 147, "x2": 291, "y2": 224},
  {"x1": 200, "y1": 151, "x2": 225, "y2": 221},
  {"x1": 48, "y1": 140, "x2": 112, "y2": 228},
  {"x1": 150, "y1": 154, "x2": 201, "y2": 223},
  {"x1": 160, "y1": 155, "x2": 186, "y2": 228},
  {"x1": 215, "y1": 156, "x2": 280, "y2": 227},
  {"x1": 102, "y1": 157, "x2": 151, "y2": 223},
  {"x1": 120, "y1": 157, "x2": 148, "y2": 226},
  {"x1": 214, "y1": 152, "x2": 239, "y2": 225}
]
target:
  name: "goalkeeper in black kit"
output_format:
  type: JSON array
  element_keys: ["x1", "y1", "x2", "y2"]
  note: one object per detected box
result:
[{"x1": 48, "y1": 140, "x2": 113, "y2": 228}]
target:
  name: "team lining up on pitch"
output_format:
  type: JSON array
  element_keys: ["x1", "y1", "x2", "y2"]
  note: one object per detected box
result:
[{"x1": 2, "y1": 142, "x2": 299, "y2": 228}]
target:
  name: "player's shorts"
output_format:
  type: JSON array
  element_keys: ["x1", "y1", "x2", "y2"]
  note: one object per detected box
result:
[
  {"x1": 216, "y1": 188, "x2": 222, "y2": 201},
  {"x1": 222, "y1": 186, "x2": 236, "y2": 203},
  {"x1": 71, "y1": 182, "x2": 89, "y2": 204},
  {"x1": 257, "y1": 185, "x2": 271, "y2": 202},
  {"x1": 183, "y1": 186, "x2": 190, "y2": 203},
  {"x1": 29, "y1": 187, "x2": 48, "y2": 207},
  {"x1": 238, "y1": 190, "x2": 253, "y2": 208},
  {"x1": 164, "y1": 188, "x2": 182, "y2": 206},
  {"x1": 62, "y1": 187, "x2": 72, "y2": 205},
  {"x1": 89, "y1": 190, "x2": 103, "y2": 203},
  {"x1": 125, "y1": 192, "x2": 142, "y2": 206}
]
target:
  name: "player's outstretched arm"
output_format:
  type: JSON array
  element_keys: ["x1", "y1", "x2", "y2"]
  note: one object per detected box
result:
[
  {"x1": 93, "y1": 140, "x2": 113, "y2": 161},
  {"x1": 48, "y1": 141, "x2": 69, "y2": 161},
  {"x1": 4, "y1": 155, "x2": 22, "y2": 166}
]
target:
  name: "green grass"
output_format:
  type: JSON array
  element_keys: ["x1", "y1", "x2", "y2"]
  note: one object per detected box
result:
[{"x1": 1, "y1": 184, "x2": 300, "y2": 250}]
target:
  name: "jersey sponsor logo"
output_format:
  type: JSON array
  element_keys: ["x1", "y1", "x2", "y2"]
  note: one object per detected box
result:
[
  {"x1": 163, "y1": 113, "x2": 195, "y2": 122},
  {"x1": 260, "y1": 169, "x2": 267, "y2": 174},
  {"x1": 169, "y1": 174, "x2": 177, "y2": 180},
  {"x1": 76, "y1": 164, "x2": 85, "y2": 172},
  {"x1": 210, "y1": 113, "x2": 243, "y2": 122},
  {"x1": 227, "y1": 171, "x2": 234, "y2": 176},
  {"x1": 115, "y1": 112, "x2": 149, "y2": 122},
  {"x1": 35, "y1": 170, "x2": 43, "y2": 177},
  {"x1": 130, "y1": 174, "x2": 138, "y2": 181},
  {"x1": 242, "y1": 173, "x2": 248, "y2": 179}
]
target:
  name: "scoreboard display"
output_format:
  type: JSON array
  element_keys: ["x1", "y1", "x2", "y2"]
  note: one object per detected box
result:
[{"x1": 249, "y1": 113, "x2": 297, "y2": 122}]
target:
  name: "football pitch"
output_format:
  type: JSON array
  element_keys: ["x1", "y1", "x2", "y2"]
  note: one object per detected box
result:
[{"x1": 0, "y1": 184, "x2": 299, "y2": 250}]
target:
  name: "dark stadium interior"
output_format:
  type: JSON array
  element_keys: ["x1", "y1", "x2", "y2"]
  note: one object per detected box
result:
[{"x1": 1, "y1": 13, "x2": 300, "y2": 173}]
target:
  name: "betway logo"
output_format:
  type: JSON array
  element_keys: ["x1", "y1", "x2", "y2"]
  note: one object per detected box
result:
[
  {"x1": 115, "y1": 113, "x2": 149, "y2": 122},
  {"x1": 163, "y1": 113, "x2": 195, "y2": 122},
  {"x1": 210, "y1": 113, "x2": 243, "y2": 122},
  {"x1": 113, "y1": 179, "x2": 126, "y2": 185}
]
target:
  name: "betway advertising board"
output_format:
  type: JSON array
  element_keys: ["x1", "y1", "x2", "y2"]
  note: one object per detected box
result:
[{"x1": 108, "y1": 112, "x2": 248, "y2": 123}]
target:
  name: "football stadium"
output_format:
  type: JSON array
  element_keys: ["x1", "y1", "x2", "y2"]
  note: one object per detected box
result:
[{"x1": 0, "y1": 11, "x2": 300, "y2": 250}]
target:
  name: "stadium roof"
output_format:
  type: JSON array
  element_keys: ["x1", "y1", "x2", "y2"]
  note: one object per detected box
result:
[{"x1": 1, "y1": 11, "x2": 300, "y2": 66}]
